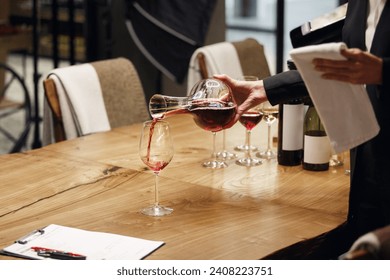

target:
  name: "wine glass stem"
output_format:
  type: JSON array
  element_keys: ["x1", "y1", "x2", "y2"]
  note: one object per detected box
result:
[
  {"x1": 212, "y1": 132, "x2": 217, "y2": 160},
  {"x1": 154, "y1": 173, "x2": 159, "y2": 207},
  {"x1": 267, "y1": 124, "x2": 272, "y2": 151},
  {"x1": 222, "y1": 130, "x2": 227, "y2": 150},
  {"x1": 245, "y1": 129, "x2": 252, "y2": 159}
]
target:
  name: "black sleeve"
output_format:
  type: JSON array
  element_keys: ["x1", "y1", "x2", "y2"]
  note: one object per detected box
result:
[
  {"x1": 263, "y1": 70, "x2": 309, "y2": 105},
  {"x1": 382, "y1": 57, "x2": 390, "y2": 93}
]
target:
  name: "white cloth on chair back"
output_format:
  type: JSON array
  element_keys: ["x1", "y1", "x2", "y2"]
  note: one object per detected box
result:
[
  {"x1": 44, "y1": 63, "x2": 110, "y2": 144},
  {"x1": 187, "y1": 42, "x2": 243, "y2": 95}
]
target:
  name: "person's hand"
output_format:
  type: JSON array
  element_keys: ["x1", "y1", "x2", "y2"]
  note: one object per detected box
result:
[
  {"x1": 313, "y1": 48, "x2": 383, "y2": 85},
  {"x1": 214, "y1": 74, "x2": 268, "y2": 127}
]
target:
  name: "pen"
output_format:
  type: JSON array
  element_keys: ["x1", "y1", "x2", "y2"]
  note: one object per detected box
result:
[{"x1": 31, "y1": 246, "x2": 87, "y2": 260}]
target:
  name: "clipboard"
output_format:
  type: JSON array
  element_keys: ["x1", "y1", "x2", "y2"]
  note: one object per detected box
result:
[{"x1": 1, "y1": 224, "x2": 164, "y2": 260}]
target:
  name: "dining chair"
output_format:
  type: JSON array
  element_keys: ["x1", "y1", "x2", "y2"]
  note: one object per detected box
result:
[
  {"x1": 42, "y1": 57, "x2": 149, "y2": 145},
  {"x1": 187, "y1": 38, "x2": 271, "y2": 93}
]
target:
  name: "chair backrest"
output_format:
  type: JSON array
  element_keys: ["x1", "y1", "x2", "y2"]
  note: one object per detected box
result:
[
  {"x1": 231, "y1": 38, "x2": 271, "y2": 80},
  {"x1": 188, "y1": 38, "x2": 271, "y2": 93},
  {"x1": 43, "y1": 57, "x2": 149, "y2": 144}
]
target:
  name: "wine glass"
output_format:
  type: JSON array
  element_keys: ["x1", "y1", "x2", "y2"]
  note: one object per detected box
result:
[
  {"x1": 235, "y1": 76, "x2": 259, "y2": 152},
  {"x1": 187, "y1": 78, "x2": 237, "y2": 169},
  {"x1": 329, "y1": 147, "x2": 344, "y2": 167},
  {"x1": 236, "y1": 105, "x2": 263, "y2": 167},
  {"x1": 257, "y1": 102, "x2": 279, "y2": 159},
  {"x1": 139, "y1": 120, "x2": 174, "y2": 216},
  {"x1": 203, "y1": 131, "x2": 228, "y2": 168}
]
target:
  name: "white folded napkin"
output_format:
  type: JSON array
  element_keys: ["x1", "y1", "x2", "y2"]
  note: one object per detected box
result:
[
  {"x1": 290, "y1": 42, "x2": 380, "y2": 153},
  {"x1": 187, "y1": 42, "x2": 243, "y2": 95},
  {"x1": 44, "y1": 63, "x2": 110, "y2": 143}
]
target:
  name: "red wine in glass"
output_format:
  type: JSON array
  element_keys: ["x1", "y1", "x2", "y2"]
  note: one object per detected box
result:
[
  {"x1": 143, "y1": 160, "x2": 170, "y2": 174},
  {"x1": 139, "y1": 120, "x2": 174, "y2": 217},
  {"x1": 239, "y1": 112, "x2": 263, "y2": 131},
  {"x1": 236, "y1": 109, "x2": 263, "y2": 167}
]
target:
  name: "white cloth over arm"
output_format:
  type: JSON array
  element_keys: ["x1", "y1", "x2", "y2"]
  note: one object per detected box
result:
[{"x1": 290, "y1": 42, "x2": 380, "y2": 153}]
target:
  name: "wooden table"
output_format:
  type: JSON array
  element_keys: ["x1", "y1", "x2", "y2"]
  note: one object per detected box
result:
[{"x1": 0, "y1": 115, "x2": 350, "y2": 259}]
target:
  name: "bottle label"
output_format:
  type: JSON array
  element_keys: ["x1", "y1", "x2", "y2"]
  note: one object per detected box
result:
[
  {"x1": 304, "y1": 135, "x2": 331, "y2": 164},
  {"x1": 282, "y1": 104, "x2": 304, "y2": 150}
]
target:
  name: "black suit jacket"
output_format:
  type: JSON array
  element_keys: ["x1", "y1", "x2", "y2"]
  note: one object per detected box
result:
[{"x1": 264, "y1": 0, "x2": 390, "y2": 237}]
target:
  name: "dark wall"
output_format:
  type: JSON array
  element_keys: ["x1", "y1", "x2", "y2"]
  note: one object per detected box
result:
[
  {"x1": 85, "y1": 0, "x2": 160, "y2": 103},
  {"x1": 161, "y1": 0, "x2": 226, "y2": 98},
  {"x1": 85, "y1": 0, "x2": 226, "y2": 103}
]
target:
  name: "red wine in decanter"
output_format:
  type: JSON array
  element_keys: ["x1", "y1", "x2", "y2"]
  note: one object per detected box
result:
[{"x1": 155, "y1": 100, "x2": 236, "y2": 132}]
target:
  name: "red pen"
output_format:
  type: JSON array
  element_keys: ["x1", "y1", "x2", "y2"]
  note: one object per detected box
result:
[{"x1": 31, "y1": 246, "x2": 86, "y2": 260}]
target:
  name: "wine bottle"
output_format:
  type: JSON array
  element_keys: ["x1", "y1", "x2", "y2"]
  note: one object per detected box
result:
[
  {"x1": 277, "y1": 99, "x2": 305, "y2": 166},
  {"x1": 302, "y1": 99, "x2": 331, "y2": 171},
  {"x1": 277, "y1": 60, "x2": 305, "y2": 166}
]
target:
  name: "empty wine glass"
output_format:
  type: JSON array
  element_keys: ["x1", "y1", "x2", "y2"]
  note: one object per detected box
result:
[
  {"x1": 204, "y1": 130, "x2": 228, "y2": 168},
  {"x1": 139, "y1": 120, "x2": 174, "y2": 216},
  {"x1": 257, "y1": 101, "x2": 279, "y2": 159},
  {"x1": 235, "y1": 76, "x2": 259, "y2": 152},
  {"x1": 236, "y1": 105, "x2": 263, "y2": 167},
  {"x1": 216, "y1": 130, "x2": 237, "y2": 160},
  {"x1": 329, "y1": 148, "x2": 344, "y2": 167}
]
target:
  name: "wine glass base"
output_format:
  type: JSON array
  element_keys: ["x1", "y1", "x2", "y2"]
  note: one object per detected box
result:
[
  {"x1": 235, "y1": 157, "x2": 262, "y2": 167},
  {"x1": 202, "y1": 160, "x2": 228, "y2": 169},
  {"x1": 234, "y1": 145, "x2": 258, "y2": 152},
  {"x1": 230, "y1": 176, "x2": 262, "y2": 187},
  {"x1": 329, "y1": 159, "x2": 344, "y2": 167},
  {"x1": 256, "y1": 150, "x2": 276, "y2": 160},
  {"x1": 216, "y1": 150, "x2": 237, "y2": 160},
  {"x1": 240, "y1": 176, "x2": 261, "y2": 185},
  {"x1": 141, "y1": 205, "x2": 173, "y2": 217}
]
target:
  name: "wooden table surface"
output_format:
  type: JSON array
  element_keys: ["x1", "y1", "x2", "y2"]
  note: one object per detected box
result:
[{"x1": 0, "y1": 115, "x2": 350, "y2": 259}]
